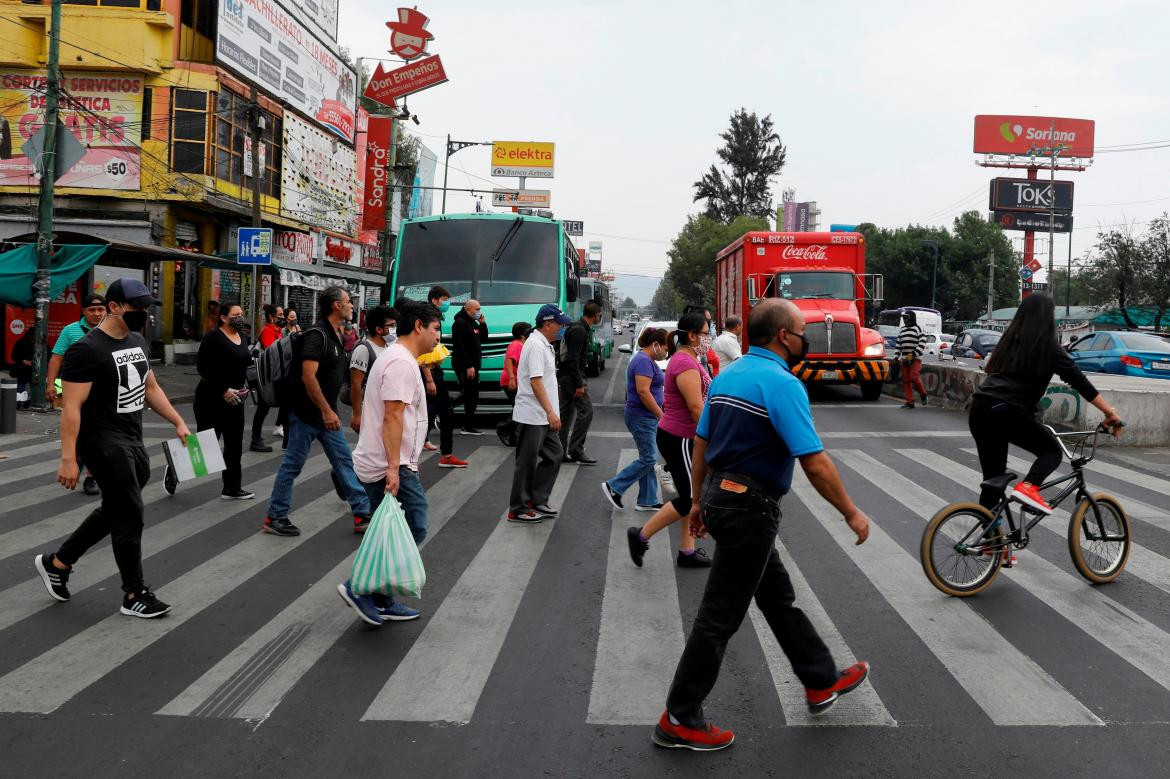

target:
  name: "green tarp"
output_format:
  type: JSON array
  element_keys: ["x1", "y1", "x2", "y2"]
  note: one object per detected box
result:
[
  {"x1": 0, "y1": 244, "x2": 108, "y2": 307},
  {"x1": 1092, "y1": 307, "x2": 1170, "y2": 328}
]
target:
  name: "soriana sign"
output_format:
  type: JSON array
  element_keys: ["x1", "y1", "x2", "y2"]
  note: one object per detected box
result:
[
  {"x1": 362, "y1": 116, "x2": 392, "y2": 231},
  {"x1": 974, "y1": 115, "x2": 1095, "y2": 158},
  {"x1": 491, "y1": 141, "x2": 555, "y2": 178}
]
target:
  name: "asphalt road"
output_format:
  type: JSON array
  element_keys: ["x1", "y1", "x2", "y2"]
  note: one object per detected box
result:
[{"x1": 2, "y1": 356, "x2": 1169, "y2": 777}]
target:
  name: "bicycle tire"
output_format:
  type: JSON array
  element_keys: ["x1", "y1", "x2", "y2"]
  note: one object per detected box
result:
[
  {"x1": 920, "y1": 502, "x2": 1005, "y2": 597},
  {"x1": 1068, "y1": 493, "x2": 1131, "y2": 584}
]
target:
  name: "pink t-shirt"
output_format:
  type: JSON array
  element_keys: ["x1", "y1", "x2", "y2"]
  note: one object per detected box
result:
[
  {"x1": 500, "y1": 338, "x2": 524, "y2": 386},
  {"x1": 353, "y1": 343, "x2": 428, "y2": 482},
  {"x1": 658, "y1": 350, "x2": 710, "y2": 439}
]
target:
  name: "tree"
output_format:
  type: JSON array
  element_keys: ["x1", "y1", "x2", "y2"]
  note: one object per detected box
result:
[
  {"x1": 621, "y1": 296, "x2": 637, "y2": 309},
  {"x1": 693, "y1": 109, "x2": 786, "y2": 223},
  {"x1": 1082, "y1": 227, "x2": 1145, "y2": 328},
  {"x1": 652, "y1": 214, "x2": 768, "y2": 319}
]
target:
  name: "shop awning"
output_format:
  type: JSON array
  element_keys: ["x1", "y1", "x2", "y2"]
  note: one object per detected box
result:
[
  {"x1": 0, "y1": 243, "x2": 108, "y2": 307},
  {"x1": 204, "y1": 253, "x2": 387, "y2": 287},
  {"x1": 2, "y1": 230, "x2": 226, "y2": 268}
]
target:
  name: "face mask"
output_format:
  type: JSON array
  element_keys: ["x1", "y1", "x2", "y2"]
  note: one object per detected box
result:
[
  {"x1": 556, "y1": 326, "x2": 566, "y2": 340},
  {"x1": 386, "y1": 331, "x2": 398, "y2": 345},
  {"x1": 474, "y1": 312, "x2": 482, "y2": 322},
  {"x1": 439, "y1": 301, "x2": 451, "y2": 313},
  {"x1": 121, "y1": 309, "x2": 148, "y2": 332},
  {"x1": 784, "y1": 331, "x2": 809, "y2": 369},
  {"x1": 708, "y1": 323, "x2": 716, "y2": 337},
  {"x1": 698, "y1": 334, "x2": 711, "y2": 356},
  {"x1": 228, "y1": 316, "x2": 248, "y2": 332},
  {"x1": 275, "y1": 317, "x2": 286, "y2": 327}
]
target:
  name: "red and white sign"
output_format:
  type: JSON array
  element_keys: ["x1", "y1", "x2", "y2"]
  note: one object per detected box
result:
[
  {"x1": 781, "y1": 244, "x2": 828, "y2": 261},
  {"x1": 272, "y1": 230, "x2": 313, "y2": 265},
  {"x1": 364, "y1": 55, "x2": 448, "y2": 107},
  {"x1": 4, "y1": 282, "x2": 82, "y2": 362},
  {"x1": 315, "y1": 230, "x2": 361, "y2": 267},
  {"x1": 361, "y1": 116, "x2": 392, "y2": 231},
  {"x1": 974, "y1": 115, "x2": 1095, "y2": 158},
  {"x1": 386, "y1": 7, "x2": 434, "y2": 61}
]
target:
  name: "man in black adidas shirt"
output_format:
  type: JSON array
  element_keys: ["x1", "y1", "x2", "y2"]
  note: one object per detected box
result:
[{"x1": 34, "y1": 278, "x2": 190, "y2": 619}]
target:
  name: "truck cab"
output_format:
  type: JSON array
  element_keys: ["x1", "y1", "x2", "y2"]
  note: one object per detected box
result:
[{"x1": 715, "y1": 231, "x2": 888, "y2": 400}]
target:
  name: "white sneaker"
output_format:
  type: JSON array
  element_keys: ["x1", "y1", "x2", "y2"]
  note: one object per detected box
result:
[{"x1": 273, "y1": 425, "x2": 284, "y2": 437}]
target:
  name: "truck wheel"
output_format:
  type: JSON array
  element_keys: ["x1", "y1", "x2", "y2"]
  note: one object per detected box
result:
[{"x1": 860, "y1": 381, "x2": 883, "y2": 402}]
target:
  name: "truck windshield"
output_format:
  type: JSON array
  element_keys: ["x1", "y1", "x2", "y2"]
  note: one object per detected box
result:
[
  {"x1": 776, "y1": 271, "x2": 854, "y2": 301},
  {"x1": 395, "y1": 219, "x2": 560, "y2": 305}
]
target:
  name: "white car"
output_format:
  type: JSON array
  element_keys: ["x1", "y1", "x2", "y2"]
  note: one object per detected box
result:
[{"x1": 621, "y1": 319, "x2": 678, "y2": 369}]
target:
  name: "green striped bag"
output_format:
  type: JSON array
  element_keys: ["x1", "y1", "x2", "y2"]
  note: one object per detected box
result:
[{"x1": 350, "y1": 493, "x2": 426, "y2": 598}]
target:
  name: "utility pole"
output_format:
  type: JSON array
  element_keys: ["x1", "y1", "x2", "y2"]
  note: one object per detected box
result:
[
  {"x1": 921, "y1": 239, "x2": 940, "y2": 310},
  {"x1": 381, "y1": 115, "x2": 399, "y2": 288},
  {"x1": 248, "y1": 84, "x2": 263, "y2": 333},
  {"x1": 1066, "y1": 235, "x2": 1073, "y2": 319},
  {"x1": 1047, "y1": 128, "x2": 1059, "y2": 286},
  {"x1": 986, "y1": 250, "x2": 995, "y2": 323},
  {"x1": 31, "y1": 0, "x2": 62, "y2": 411},
  {"x1": 441, "y1": 136, "x2": 491, "y2": 214}
]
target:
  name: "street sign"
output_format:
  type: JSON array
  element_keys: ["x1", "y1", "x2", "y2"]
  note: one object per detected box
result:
[
  {"x1": 491, "y1": 141, "x2": 554, "y2": 178},
  {"x1": 989, "y1": 178, "x2": 1074, "y2": 213},
  {"x1": 22, "y1": 121, "x2": 86, "y2": 182},
  {"x1": 563, "y1": 220, "x2": 584, "y2": 237},
  {"x1": 237, "y1": 227, "x2": 274, "y2": 265},
  {"x1": 491, "y1": 188, "x2": 551, "y2": 208},
  {"x1": 1021, "y1": 281, "x2": 1048, "y2": 292},
  {"x1": 993, "y1": 210, "x2": 1073, "y2": 233},
  {"x1": 1018, "y1": 265, "x2": 1034, "y2": 281},
  {"x1": 363, "y1": 55, "x2": 448, "y2": 107}
]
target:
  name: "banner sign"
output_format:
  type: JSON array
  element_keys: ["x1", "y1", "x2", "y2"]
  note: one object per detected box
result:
[
  {"x1": 577, "y1": 248, "x2": 586, "y2": 269},
  {"x1": 0, "y1": 71, "x2": 142, "y2": 190},
  {"x1": 314, "y1": 229, "x2": 361, "y2": 267},
  {"x1": 491, "y1": 140, "x2": 555, "y2": 178},
  {"x1": 491, "y1": 188, "x2": 551, "y2": 208},
  {"x1": 282, "y1": 113, "x2": 357, "y2": 235},
  {"x1": 364, "y1": 55, "x2": 447, "y2": 107},
  {"x1": 288, "y1": 0, "x2": 339, "y2": 44},
  {"x1": 993, "y1": 210, "x2": 1073, "y2": 233},
  {"x1": 974, "y1": 115, "x2": 1095, "y2": 158},
  {"x1": 989, "y1": 178, "x2": 1074, "y2": 213},
  {"x1": 361, "y1": 116, "x2": 392, "y2": 231},
  {"x1": 408, "y1": 142, "x2": 438, "y2": 218},
  {"x1": 217, "y1": 0, "x2": 357, "y2": 141},
  {"x1": 562, "y1": 220, "x2": 583, "y2": 236},
  {"x1": 273, "y1": 230, "x2": 313, "y2": 264}
]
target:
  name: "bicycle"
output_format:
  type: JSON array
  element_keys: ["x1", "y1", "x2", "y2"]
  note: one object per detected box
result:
[{"x1": 920, "y1": 423, "x2": 1131, "y2": 597}]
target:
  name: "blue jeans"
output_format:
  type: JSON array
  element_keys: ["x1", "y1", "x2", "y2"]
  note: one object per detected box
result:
[
  {"x1": 607, "y1": 411, "x2": 660, "y2": 506},
  {"x1": 267, "y1": 410, "x2": 370, "y2": 520},
  {"x1": 360, "y1": 467, "x2": 428, "y2": 607}
]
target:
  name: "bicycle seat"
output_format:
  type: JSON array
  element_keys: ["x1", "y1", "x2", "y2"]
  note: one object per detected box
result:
[{"x1": 980, "y1": 472, "x2": 1018, "y2": 495}]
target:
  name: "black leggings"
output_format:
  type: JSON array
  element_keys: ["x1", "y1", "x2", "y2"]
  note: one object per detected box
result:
[
  {"x1": 194, "y1": 394, "x2": 245, "y2": 493},
  {"x1": 969, "y1": 397, "x2": 1062, "y2": 510},
  {"x1": 657, "y1": 428, "x2": 695, "y2": 516}
]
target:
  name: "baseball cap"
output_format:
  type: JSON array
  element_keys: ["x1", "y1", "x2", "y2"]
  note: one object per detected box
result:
[
  {"x1": 82, "y1": 294, "x2": 105, "y2": 308},
  {"x1": 536, "y1": 303, "x2": 572, "y2": 327},
  {"x1": 105, "y1": 278, "x2": 160, "y2": 308}
]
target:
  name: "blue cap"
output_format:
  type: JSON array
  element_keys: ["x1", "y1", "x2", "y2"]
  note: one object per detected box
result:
[
  {"x1": 536, "y1": 303, "x2": 572, "y2": 327},
  {"x1": 105, "y1": 278, "x2": 160, "y2": 307}
]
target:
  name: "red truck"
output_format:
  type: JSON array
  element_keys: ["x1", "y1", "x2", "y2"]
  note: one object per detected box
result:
[{"x1": 714, "y1": 231, "x2": 889, "y2": 400}]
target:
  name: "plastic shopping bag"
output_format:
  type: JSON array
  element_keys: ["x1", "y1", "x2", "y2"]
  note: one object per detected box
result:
[{"x1": 350, "y1": 493, "x2": 426, "y2": 598}]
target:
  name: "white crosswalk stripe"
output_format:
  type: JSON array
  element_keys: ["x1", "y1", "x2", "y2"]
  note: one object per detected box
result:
[{"x1": 0, "y1": 438, "x2": 165, "y2": 484}]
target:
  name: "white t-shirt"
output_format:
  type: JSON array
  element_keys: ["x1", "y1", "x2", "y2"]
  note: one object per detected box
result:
[
  {"x1": 353, "y1": 343, "x2": 428, "y2": 481},
  {"x1": 712, "y1": 331, "x2": 742, "y2": 365},
  {"x1": 512, "y1": 330, "x2": 558, "y2": 425},
  {"x1": 349, "y1": 339, "x2": 386, "y2": 375}
]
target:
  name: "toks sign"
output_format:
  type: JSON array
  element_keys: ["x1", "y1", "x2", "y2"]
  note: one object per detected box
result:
[
  {"x1": 974, "y1": 115, "x2": 1095, "y2": 158},
  {"x1": 989, "y1": 177, "x2": 1074, "y2": 213}
]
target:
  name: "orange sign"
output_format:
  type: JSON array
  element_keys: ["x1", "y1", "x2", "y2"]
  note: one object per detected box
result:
[{"x1": 974, "y1": 115, "x2": 1095, "y2": 158}]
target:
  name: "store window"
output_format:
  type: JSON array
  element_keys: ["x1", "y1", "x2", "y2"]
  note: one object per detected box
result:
[
  {"x1": 179, "y1": 0, "x2": 215, "y2": 61},
  {"x1": 213, "y1": 90, "x2": 281, "y2": 198},
  {"x1": 171, "y1": 88, "x2": 210, "y2": 175}
]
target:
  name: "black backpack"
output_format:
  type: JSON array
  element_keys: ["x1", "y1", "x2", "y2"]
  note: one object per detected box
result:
[
  {"x1": 255, "y1": 332, "x2": 302, "y2": 406},
  {"x1": 338, "y1": 340, "x2": 376, "y2": 407}
]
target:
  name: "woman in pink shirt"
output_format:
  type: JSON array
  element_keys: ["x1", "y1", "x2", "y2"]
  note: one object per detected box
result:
[
  {"x1": 627, "y1": 311, "x2": 712, "y2": 568},
  {"x1": 495, "y1": 321, "x2": 532, "y2": 447}
]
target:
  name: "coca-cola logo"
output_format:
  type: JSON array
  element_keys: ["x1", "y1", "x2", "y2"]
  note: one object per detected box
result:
[{"x1": 781, "y1": 245, "x2": 828, "y2": 261}]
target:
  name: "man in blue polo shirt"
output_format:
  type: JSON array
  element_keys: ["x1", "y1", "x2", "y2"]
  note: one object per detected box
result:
[{"x1": 652, "y1": 298, "x2": 872, "y2": 753}]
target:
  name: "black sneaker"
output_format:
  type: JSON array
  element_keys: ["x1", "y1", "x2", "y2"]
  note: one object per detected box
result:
[
  {"x1": 263, "y1": 516, "x2": 301, "y2": 536},
  {"x1": 571, "y1": 454, "x2": 598, "y2": 465},
  {"x1": 677, "y1": 548, "x2": 712, "y2": 568},
  {"x1": 163, "y1": 465, "x2": 178, "y2": 496},
  {"x1": 506, "y1": 510, "x2": 542, "y2": 524},
  {"x1": 601, "y1": 481, "x2": 623, "y2": 509},
  {"x1": 34, "y1": 553, "x2": 71, "y2": 601},
  {"x1": 899, "y1": 402, "x2": 915, "y2": 410},
  {"x1": 527, "y1": 502, "x2": 558, "y2": 517},
  {"x1": 627, "y1": 527, "x2": 649, "y2": 568},
  {"x1": 250, "y1": 440, "x2": 273, "y2": 453},
  {"x1": 221, "y1": 489, "x2": 255, "y2": 500},
  {"x1": 120, "y1": 588, "x2": 171, "y2": 619},
  {"x1": 919, "y1": 395, "x2": 928, "y2": 407},
  {"x1": 82, "y1": 476, "x2": 99, "y2": 496},
  {"x1": 460, "y1": 427, "x2": 485, "y2": 436},
  {"x1": 635, "y1": 503, "x2": 663, "y2": 512}
]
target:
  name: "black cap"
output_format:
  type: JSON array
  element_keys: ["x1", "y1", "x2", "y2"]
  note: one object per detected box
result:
[
  {"x1": 82, "y1": 294, "x2": 105, "y2": 308},
  {"x1": 105, "y1": 278, "x2": 160, "y2": 308}
]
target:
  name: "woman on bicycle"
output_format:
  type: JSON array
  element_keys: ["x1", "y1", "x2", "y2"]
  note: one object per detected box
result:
[{"x1": 971, "y1": 294, "x2": 1122, "y2": 513}]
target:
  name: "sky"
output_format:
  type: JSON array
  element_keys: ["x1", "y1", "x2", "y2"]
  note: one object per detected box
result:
[{"x1": 340, "y1": 0, "x2": 1170, "y2": 304}]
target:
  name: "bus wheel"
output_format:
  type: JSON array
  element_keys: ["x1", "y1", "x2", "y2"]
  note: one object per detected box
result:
[
  {"x1": 860, "y1": 381, "x2": 883, "y2": 401},
  {"x1": 598, "y1": 357, "x2": 606, "y2": 373}
]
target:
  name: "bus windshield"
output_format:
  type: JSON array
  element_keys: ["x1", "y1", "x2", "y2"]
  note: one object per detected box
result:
[
  {"x1": 395, "y1": 219, "x2": 560, "y2": 305},
  {"x1": 777, "y1": 271, "x2": 854, "y2": 300}
]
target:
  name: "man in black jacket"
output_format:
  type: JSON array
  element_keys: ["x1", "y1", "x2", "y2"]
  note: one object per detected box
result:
[
  {"x1": 451, "y1": 298, "x2": 489, "y2": 436},
  {"x1": 557, "y1": 300, "x2": 602, "y2": 464}
]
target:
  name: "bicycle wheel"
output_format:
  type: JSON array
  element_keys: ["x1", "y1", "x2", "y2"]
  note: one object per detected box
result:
[
  {"x1": 920, "y1": 503, "x2": 1005, "y2": 597},
  {"x1": 1068, "y1": 493, "x2": 1131, "y2": 584}
]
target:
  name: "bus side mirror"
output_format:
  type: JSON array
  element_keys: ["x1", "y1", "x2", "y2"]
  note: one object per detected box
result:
[{"x1": 566, "y1": 274, "x2": 579, "y2": 303}]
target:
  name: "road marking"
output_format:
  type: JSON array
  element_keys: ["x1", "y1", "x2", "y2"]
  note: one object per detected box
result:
[
  {"x1": 842, "y1": 449, "x2": 1170, "y2": 708},
  {"x1": 820, "y1": 431, "x2": 969, "y2": 438},
  {"x1": 158, "y1": 447, "x2": 509, "y2": 721},
  {"x1": 0, "y1": 433, "x2": 52, "y2": 449},
  {"x1": 0, "y1": 438, "x2": 66, "y2": 461},
  {"x1": 361, "y1": 462, "x2": 579, "y2": 723},
  {"x1": 0, "y1": 450, "x2": 314, "y2": 634},
  {"x1": 900, "y1": 449, "x2": 1170, "y2": 598},
  {"x1": 602, "y1": 354, "x2": 627, "y2": 405},
  {"x1": 0, "y1": 489, "x2": 347, "y2": 714},
  {"x1": 748, "y1": 538, "x2": 896, "y2": 727},
  {"x1": 802, "y1": 454, "x2": 1100, "y2": 726},
  {"x1": 587, "y1": 451, "x2": 685, "y2": 725},
  {"x1": 0, "y1": 438, "x2": 165, "y2": 483}
]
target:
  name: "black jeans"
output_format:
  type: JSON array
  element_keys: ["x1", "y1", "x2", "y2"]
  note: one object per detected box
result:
[
  {"x1": 56, "y1": 443, "x2": 151, "y2": 593},
  {"x1": 665, "y1": 473, "x2": 837, "y2": 728},
  {"x1": 195, "y1": 395, "x2": 245, "y2": 493},
  {"x1": 969, "y1": 396, "x2": 1062, "y2": 509},
  {"x1": 458, "y1": 371, "x2": 480, "y2": 425},
  {"x1": 509, "y1": 422, "x2": 563, "y2": 512},
  {"x1": 426, "y1": 372, "x2": 455, "y2": 455},
  {"x1": 557, "y1": 380, "x2": 593, "y2": 458}
]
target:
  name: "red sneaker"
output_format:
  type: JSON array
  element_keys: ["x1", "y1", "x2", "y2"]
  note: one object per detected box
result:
[
  {"x1": 353, "y1": 515, "x2": 370, "y2": 534},
  {"x1": 1010, "y1": 482, "x2": 1052, "y2": 515},
  {"x1": 651, "y1": 711, "x2": 734, "y2": 751},
  {"x1": 437, "y1": 454, "x2": 468, "y2": 469},
  {"x1": 805, "y1": 661, "x2": 870, "y2": 715}
]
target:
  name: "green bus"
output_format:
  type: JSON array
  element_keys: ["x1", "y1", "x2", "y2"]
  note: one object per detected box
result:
[
  {"x1": 389, "y1": 213, "x2": 582, "y2": 390},
  {"x1": 571, "y1": 277, "x2": 615, "y2": 376}
]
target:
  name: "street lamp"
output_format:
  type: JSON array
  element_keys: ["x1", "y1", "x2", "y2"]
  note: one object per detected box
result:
[
  {"x1": 442, "y1": 136, "x2": 491, "y2": 214},
  {"x1": 921, "y1": 239, "x2": 940, "y2": 310}
]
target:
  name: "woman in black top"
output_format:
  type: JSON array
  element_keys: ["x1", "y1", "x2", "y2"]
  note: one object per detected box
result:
[
  {"x1": 194, "y1": 301, "x2": 255, "y2": 499},
  {"x1": 970, "y1": 294, "x2": 1122, "y2": 513}
]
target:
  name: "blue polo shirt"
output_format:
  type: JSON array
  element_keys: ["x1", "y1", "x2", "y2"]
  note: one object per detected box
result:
[{"x1": 696, "y1": 346, "x2": 823, "y2": 495}]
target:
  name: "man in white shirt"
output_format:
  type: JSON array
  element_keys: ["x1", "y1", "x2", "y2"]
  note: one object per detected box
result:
[
  {"x1": 348, "y1": 305, "x2": 397, "y2": 433},
  {"x1": 507, "y1": 304, "x2": 572, "y2": 523},
  {"x1": 337, "y1": 299, "x2": 441, "y2": 626},
  {"x1": 711, "y1": 315, "x2": 743, "y2": 366}
]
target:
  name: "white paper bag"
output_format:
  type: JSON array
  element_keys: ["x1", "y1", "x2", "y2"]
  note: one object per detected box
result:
[{"x1": 163, "y1": 430, "x2": 226, "y2": 483}]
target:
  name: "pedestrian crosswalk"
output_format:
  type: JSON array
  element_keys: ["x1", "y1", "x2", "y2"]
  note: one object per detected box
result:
[{"x1": 2, "y1": 437, "x2": 1170, "y2": 731}]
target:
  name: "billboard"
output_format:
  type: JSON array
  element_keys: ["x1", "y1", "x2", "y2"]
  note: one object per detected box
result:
[
  {"x1": 360, "y1": 115, "x2": 391, "y2": 231},
  {"x1": 989, "y1": 177, "x2": 1074, "y2": 213},
  {"x1": 974, "y1": 115, "x2": 1095, "y2": 158},
  {"x1": 993, "y1": 210, "x2": 1073, "y2": 233},
  {"x1": 217, "y1": 0, "x2": 357, "y2": 141},
  {"x1": 0, "y1": 71, "x2": 142, "y2": 190},
  {"x1": 408, "y1": 142, "x2": 438, "y2": 218},
  {"x1": 288, "y1": 0, "x2": 339, "y2": 44},
  {"x1": 281, "y1": 112, "x2": 357, "y2": 235},
  {"x1": 491, "y1": 188, "x2": 551, "y2": 208},
  {"x1": 491, "y1": 141, "x2": 554, "y2": 178}
]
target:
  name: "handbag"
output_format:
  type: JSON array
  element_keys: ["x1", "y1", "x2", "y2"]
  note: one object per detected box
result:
[{"x1": 350, "y1": 492, "x2": 427, "y2": 598}]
